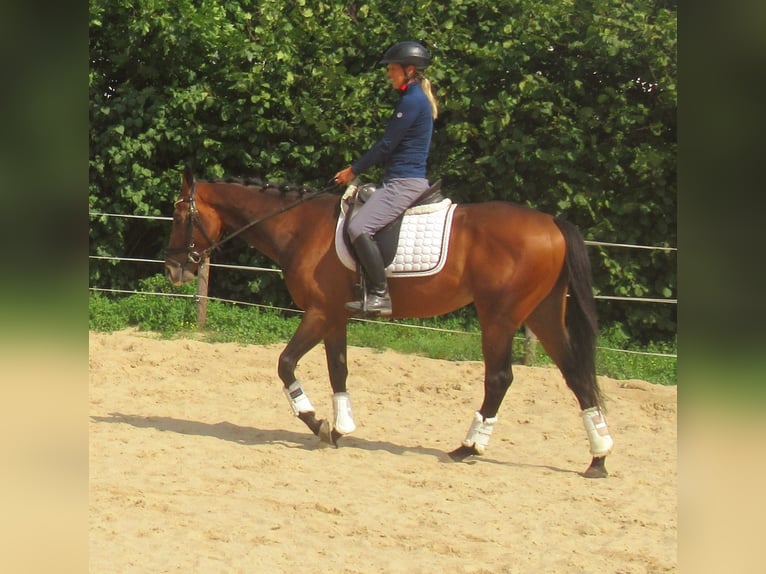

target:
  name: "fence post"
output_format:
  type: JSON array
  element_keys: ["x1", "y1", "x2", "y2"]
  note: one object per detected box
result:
[
  {"x1": 523, "y1": 325, "x2": 538, "y2": 365},
  {"x1": 196, "y1": 255, "x2": 210, "y2": 328}
]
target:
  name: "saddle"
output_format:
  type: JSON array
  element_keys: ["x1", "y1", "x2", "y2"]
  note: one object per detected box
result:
[
  {"x1": 343, "y1": 179, "x2": 445, "y2": 265},
  {"x1": 337, "y1": 180, "x2": 457, "y2": 277}
]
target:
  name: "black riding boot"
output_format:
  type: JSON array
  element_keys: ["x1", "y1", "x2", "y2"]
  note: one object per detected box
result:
[{"x1": 345, "y1": 234, "x2": 392, "y2": 316}]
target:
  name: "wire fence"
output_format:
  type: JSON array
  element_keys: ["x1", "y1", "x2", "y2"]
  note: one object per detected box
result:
[{"x1": 89, "y1": 212, "x2": 677, "y2": 359}]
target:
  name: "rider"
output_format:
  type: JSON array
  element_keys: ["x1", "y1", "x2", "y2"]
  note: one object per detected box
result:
[{"x1": 334, "y1": 40, "x2": 439, "y2": 316}]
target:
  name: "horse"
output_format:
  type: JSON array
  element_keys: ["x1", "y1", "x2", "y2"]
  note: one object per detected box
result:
[{"x1": 164, "y1": 167, "x2": 614, "y2": 478}]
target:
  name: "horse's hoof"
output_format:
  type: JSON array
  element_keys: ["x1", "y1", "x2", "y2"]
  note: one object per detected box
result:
[
  {"x1": 330, "y1": 429, "x2": 343, "y2": 446},
  {"x1": 581, "y1": 456, "x2": 608, "y2": 478},
  {"x1": 447, "y1": 444, "x2": 480, "y2": 462},
  {"x1": 317, "y1": 419, "x2": 334, "y2": 445}
]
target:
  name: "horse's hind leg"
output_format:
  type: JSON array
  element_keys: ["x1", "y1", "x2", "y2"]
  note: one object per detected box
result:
[
  {"x1": 524, "y1": 285, "x2": 613, "y2": 478},
  {"x1": 449, "y1": 320, "x2": 516, "y2": 462}
]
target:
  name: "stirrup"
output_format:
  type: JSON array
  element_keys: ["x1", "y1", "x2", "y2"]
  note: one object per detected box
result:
[{"x1": 345, "y1": 293, "x2": 392, "y2": 316}]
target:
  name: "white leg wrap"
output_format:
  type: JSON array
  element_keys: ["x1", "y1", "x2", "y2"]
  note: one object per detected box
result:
[
  {"x1": 461, "y1": 411, "x2": 497, "y2": 454},
  {"x1": 582, "y1": 406, "x2": 614, "y2": 456},
  {"x1": 283, "y1": 381, "x2": 314, "y2": 416},
  {"x1": 332, "y1": 392, "x2": 356, "y2": 434}
]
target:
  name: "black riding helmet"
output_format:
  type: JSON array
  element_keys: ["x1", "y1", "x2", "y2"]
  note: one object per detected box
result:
[{"x1": 379, "y1": 41, "x2": 431, "y2": 69}]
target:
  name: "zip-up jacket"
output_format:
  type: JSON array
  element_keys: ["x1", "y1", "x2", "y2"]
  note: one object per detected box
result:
[{"x1": 351, "y1": 81, "x2": 433, "y2": 180}]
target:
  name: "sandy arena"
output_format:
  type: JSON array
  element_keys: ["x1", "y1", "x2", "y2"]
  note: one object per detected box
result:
[{"x1": 89, "y1": 329, "x2": 676, "y2": 573}]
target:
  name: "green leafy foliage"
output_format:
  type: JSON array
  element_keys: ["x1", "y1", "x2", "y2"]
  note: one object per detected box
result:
[
  {"x1": 90, "y1": 0, "x2": 676, "y2": 343},
  {"x1": 118, "y1": 274, "x2": 198, "y2": 333},
  {"x1": 89, "y1": 293, "x2": 129, "y2": 331},
  {"x1": 205, "y1": 303, "x2": 302, "y2": 344}
]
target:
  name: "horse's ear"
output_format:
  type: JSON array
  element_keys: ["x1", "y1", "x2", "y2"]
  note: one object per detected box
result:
[{"x1": 182, "y1": 166, "x2": 195, "y2": 192}]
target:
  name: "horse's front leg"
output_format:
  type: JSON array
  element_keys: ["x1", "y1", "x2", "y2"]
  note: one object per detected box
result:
[
  {"x1": 324, "y1": 325, "x2": 354, "y2": 446},
  {"x1": 278, "y1": 311, "x2": 331, "y2": 441}
]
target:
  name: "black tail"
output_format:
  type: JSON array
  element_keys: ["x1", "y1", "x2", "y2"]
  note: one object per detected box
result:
[{"x1": 553, "y1": 218, "x2": 603, "y2": 410}]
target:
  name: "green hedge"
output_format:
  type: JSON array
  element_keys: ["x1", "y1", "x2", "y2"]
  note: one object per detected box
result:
[{"x1": 89, "y1": 0, "x2": 676, "y2": 343}]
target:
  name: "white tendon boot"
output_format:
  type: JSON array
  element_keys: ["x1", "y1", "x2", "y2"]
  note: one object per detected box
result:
[
  {"x1": 283, "y1": 381, "x2": 315, "y2": 415},
  {"x1": 461, "y1": 411, "x2": 498, "y2": 454},
  {"x1": 581, "y1": 406, "x2": 614, "y2": 456},
  {"x1": 332, "y1": 392, "x2": 356, "y2": 434}
]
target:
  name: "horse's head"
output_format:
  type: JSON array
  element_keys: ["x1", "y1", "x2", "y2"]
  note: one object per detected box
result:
[{"x1": 164, "y1": 167, "x2": 222, "y2": 285}]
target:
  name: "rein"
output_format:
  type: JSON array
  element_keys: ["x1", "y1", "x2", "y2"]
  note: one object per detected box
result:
[{"x1": 169, "y1": 180, "x2": 339, "y2": 263}]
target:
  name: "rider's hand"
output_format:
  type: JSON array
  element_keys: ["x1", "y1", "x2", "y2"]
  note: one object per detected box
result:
[{"x1": 334, "y1": 167, "x2": 356, "y2": 186}]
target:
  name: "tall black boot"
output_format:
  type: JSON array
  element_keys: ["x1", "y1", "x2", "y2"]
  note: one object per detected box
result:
[{"x1": 345, "y1": 234, "x2": 392, "y2": 316}]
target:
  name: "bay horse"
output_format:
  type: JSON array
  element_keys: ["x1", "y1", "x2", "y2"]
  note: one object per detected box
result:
[{"x1": 164, "y1": 167, "x2": 614, "y2": 478}]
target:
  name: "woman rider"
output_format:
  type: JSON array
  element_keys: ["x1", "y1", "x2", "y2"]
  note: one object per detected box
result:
[{"x1": 334, "y1": 40, "x2": 439, "y2": 316}]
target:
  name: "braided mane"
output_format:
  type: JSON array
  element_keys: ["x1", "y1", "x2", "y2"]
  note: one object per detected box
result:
[{"x1": 201, "y1": 176, "x2": 318, "y2": 197}]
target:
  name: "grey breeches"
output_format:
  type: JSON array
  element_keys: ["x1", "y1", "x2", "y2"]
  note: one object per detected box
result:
[{"x1": 347, "y1": 178, "x2": 429, "y2": 241}]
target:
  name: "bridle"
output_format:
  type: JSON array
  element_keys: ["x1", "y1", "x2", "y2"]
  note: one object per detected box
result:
[
  {"x1": 165, "y1": 182, "x2": 217, "y2": 264},
  {"x1": 165, "y1": 180, "x2": 338, "y2": 265}
]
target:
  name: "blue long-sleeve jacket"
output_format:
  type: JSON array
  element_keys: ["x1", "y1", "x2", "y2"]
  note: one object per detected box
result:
[{"x1": 351, "y1": 81, "x2": 433, "y2": 180}]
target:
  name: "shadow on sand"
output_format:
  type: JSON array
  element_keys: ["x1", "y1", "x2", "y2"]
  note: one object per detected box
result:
[{"x1": 91, "y1": 412, "x2": 579, "y2": 474}]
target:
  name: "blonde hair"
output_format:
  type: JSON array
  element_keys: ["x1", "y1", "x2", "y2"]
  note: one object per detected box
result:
[{"x1": 418, "y1": 74, "x2": 439, "y2": 120}]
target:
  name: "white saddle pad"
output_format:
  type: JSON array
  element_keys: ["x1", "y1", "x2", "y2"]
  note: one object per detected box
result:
[{"x1": 335, "y1": 199, "x2": 457, "y2": 277}]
